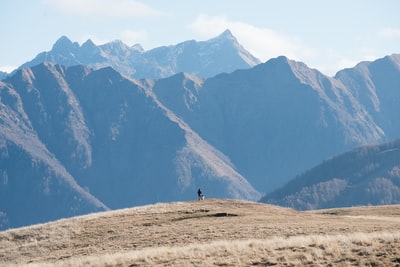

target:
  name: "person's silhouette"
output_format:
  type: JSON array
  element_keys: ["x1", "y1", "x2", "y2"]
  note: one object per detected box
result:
[{"x1": 197, "y1": 188, "x2": 204, "y2": 200}]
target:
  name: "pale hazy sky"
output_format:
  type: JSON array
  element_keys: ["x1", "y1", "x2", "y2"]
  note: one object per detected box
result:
[{"x1": 1, "y1": 0, "x2": 399, "y2": 76}]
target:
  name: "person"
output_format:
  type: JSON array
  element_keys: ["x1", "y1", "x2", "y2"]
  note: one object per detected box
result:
[{"x1": 197, "y1": 188, "x2": 204, "y2": 200}]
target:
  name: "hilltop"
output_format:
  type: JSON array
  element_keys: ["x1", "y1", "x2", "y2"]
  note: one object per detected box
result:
[{"x1": 1, "y1": 199, "x2": 400, "y2": 266}]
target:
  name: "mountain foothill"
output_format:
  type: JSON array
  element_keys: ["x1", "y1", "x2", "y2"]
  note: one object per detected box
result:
[{"x1": 1, "y1": 30, "x2": 400, "y2": 230}]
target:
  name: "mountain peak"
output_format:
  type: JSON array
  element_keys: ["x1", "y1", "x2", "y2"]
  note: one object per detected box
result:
[
  {"x1": 131, "y1": 43, "x2": 144, "y2": 52},
  {"x1": 55, "y1": 35, "x2": 72, "y2": 45},
  {"x1": 220, "y1": 29, "x2": 234, "y2": 38},
  {"x1": 100, "y1": 39, "x2": 130, "y2": 54},
  {"x1": 52, "y1": 35, "x2": 79, "y2": 53},
  {"x1": 213, "y1": 29, "x2": 236, "y2": 42},
  {"x1": 81, "y1": 39, "x2": 96, "y2": 49}
]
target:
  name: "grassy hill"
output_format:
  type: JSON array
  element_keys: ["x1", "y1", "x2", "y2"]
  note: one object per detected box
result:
[{"x1": 1, "y1": 199, "x2": 400, "y2": 266}]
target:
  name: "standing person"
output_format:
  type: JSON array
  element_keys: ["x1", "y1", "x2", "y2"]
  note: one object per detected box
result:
[{"x1": 197, "y1": 188, "x2": 204, "y2": 200}]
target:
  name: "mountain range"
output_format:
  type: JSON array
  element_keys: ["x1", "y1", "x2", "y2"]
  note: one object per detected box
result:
[
  {"x1": 19, "y1": 30, "x2": 260, "y2": 79},
  {"x1": 1, "y1": 31, "x2": 400, "y2": 230},
  {"x1": 152, "y1": 56, "x2": 394, "y2": 191},
  {"x1": 0, "y1": 62, "x2": 260, "y2": 230}
]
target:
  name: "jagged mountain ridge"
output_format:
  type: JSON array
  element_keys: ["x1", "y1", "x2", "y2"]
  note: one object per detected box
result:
[
  {"x1": 19, "y1": 30, "x2": 260, "y2": 79},
  {"x1": 261, "y1": 138, "x2": 400, "y2": 210}
]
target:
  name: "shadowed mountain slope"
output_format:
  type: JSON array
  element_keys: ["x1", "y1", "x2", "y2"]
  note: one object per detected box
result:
[
  {"x1": 0, "y1": 80, "x2": 108, "y2": 230},
  {"x1": 336, "y1": 54, "x2": 400, "y2": 141}
]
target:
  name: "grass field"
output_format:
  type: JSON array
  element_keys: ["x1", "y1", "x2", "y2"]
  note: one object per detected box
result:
[{"x1": 1, "y1": 199, "x2": 400, "y2": 266}]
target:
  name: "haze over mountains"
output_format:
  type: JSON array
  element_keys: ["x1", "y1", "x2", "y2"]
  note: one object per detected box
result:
[{"x1": 1, "y1": 30, "x2": 400, "y2": 230}]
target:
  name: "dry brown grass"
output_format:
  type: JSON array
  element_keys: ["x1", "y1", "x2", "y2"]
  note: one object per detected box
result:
[{"x1": 1, "y1": 199, "x2": 400, "y2": 266}]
